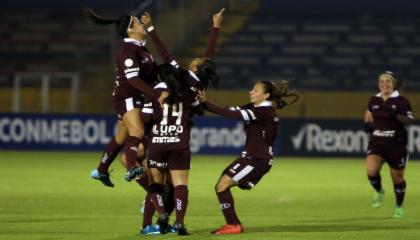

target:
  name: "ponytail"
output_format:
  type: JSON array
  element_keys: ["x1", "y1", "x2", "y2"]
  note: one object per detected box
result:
[
  {"x1": 86, "y1": 8, "x2": 132, "y2": 38},
  {"x1": 196, "y1": 59, "x2": 219, "y2": 89},
  {"x1": 260, "y1": 80, "x2": 299, "y2": 109}
]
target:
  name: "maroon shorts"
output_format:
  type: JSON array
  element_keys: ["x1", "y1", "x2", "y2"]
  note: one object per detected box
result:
[
  {"x1": 113, "y1": 97, "x2": 143, "y2": 120},
  {"x1": 223, "y1": 157, "x2": 273, "y2": 190},
  {"x1": 367, "y1": 141, "x2": 409, "y2": 170},
  {"x1": 147, "y1": 147, "x2": 191, "y2": 171}
]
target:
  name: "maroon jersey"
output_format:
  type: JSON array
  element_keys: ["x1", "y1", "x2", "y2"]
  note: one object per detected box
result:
[
  {"x1": 204, "y1": 101, "x2": 279, "y2": 160},
  {"x1": 141, "y1": 83, "x2": 201, "y2": 150},
  {"x1": 368, "y1": 91, "x2": 414, "y2": 144},
  {"x1": 112, "y1": 38, "x2": 159, "y2": 103}
]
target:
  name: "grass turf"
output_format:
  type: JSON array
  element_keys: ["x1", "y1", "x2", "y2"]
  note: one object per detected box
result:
[{"x1": 0, "y1": 151, "x2": 419, "y2": 240}]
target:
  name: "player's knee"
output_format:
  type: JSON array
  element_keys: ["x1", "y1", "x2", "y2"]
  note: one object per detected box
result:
[{"x1": 215, "y1": 182, "x2": 227, "y2": 193}]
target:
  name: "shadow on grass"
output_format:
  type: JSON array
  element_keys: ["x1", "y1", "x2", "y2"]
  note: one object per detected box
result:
[{"x1": 196, "y1": 217, "x2": 416, "y2": 234}]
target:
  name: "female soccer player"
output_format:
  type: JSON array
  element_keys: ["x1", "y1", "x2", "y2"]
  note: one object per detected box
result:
[
  {"x1": 364, "y1": 71, "x2": 415, "y2": 218},
  {"x1": 87, "y1": 9, "x2": 168, "y2": 184},
  {"x1": 197, "y1": 81, "x2": 299, "y2": 234},
  {"x1": 141, "y1": 63, "x2": 205, "y2": 235}
]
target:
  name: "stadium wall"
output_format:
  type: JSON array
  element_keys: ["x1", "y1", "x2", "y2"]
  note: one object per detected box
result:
[{"x1": 1, "y1": 113, "x2": 419, "y2": 159}]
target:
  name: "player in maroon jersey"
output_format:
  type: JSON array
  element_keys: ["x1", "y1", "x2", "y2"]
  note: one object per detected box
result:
[
  {"x1": 87, "y1": 10, "x2": 168, "y2": 185},
  {"x1": 364, "y1": 71, "x2": 415, "y2": 218},
  {"x1": 197, "y1": 81, "x2": 299, "y2": 234},
  {"x1": 140, "y1": 8, "x2": 225, "y2": 91},
  {"x1": 140, "y1": 63, "x2": 204, "y2": 235}
]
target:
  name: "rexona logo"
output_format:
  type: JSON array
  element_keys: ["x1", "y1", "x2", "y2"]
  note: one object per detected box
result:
[
  {"x1": 408, "y1": 125, "x2": 420, "y2": 153},
  {"x1": 190, "y1": 123, "x2": 246, "y2": 153},
  {"x1": 291, "y1": 123, "x2": 369, "y2": 153}
]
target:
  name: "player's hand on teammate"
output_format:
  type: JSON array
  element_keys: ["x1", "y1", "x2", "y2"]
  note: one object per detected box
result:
[
  {"x1": 158, "y1": 91, "x2": 169, "y2": 107},
  {"x1": 197, "y1": 90, "x2": 207, "y2": 102},
  {"x1": 213, "y1": 8, "x2": 225, "y2": 28},
  {"x1": 140, "y1": 12, "x2": 153, "y2": 28}
]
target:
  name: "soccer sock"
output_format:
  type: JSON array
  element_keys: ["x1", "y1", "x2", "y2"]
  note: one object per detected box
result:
[
  {"x1": 394, "y1": 180, "x2": 406, "y2": 207},
  {"x1": 368, "y1": 174, "x2": 383, "y2": 192},
  {"x1": 135, "y1": 174, "x2": 149, "y2": 191},
  {"x1": 142, "y1": 193, "x2": 155, "y2": 228},
  {"x1": 97, "y1": 138, "x2": 122, "y2": 174},
  {"x1": 163, "y1": 185, "x2": 175, "y2": 215},
  {"x1": 124, "y1": 136, "x2": 141, "y2": 170},
  {"x1": 174, "y1": 185, "x2": 188, "y2": 224},
  {"x1": 216, "y1": 189, "x2": 241, "y2": 225},
  {"x1": 149, "y1": 183, "x2": 166, "y2": 214}
]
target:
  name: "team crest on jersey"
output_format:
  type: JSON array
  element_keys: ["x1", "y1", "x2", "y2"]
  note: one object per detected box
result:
[
  {"x1": 372, "y1": 105, "x2": 379, "y2": 110},
  {"x1": 124, "y1": 58, "x2": 134, "y2": 67}
]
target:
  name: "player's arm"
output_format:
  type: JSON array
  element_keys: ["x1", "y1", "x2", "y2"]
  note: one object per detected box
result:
[
  {"x1": 204, "y1": 8, "x2": 224, "y2": 59},
  {"x1": 191, "y1": 96, "x2": 205, "y2": 116},
  {"x1": 197, "y1": 90, "x2": 242, "y2": 119},
  {"x1": 395, "y1": 99, "x2": 415, "y2": 125},
  {"x1": 141, "y1": 12, "x2": 178, "y2": 67},
  {"x1": 122, "y1": 50, "x2": 161, "y2": 100},
  {"x1": 364, "y1": 110, "x2": 374, "y2": 133}
]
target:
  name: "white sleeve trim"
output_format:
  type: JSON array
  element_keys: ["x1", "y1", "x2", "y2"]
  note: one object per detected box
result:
[
  {"x1": 246, "y1": 109, "x2": 257, "y2": 120},
  {"x1": 191, "y1": 100, "x2": 200, "y2": 107},
  {"x1": 142, "y1": 108, "x2": 153, "y2": 114},
  {"x1": 126, "y1": 72, "x2": 138, "y2": 79},
  {"x1": 170, "y1": 60, "x2": 179, "y2": 69},
  {"x1": 240, "y1": 110, "x2": 249, "y2": 121}
]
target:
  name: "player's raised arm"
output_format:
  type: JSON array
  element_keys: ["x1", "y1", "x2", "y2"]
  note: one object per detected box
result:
[
  {"x1": 205, "y1": 8, "x2": 225, "y2": 59},
  {"x1": 141, "y1": 12, "x2": 178, "y2": 67}
]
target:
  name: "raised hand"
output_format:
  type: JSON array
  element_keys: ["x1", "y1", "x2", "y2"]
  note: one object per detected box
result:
[
  {"x1": 213, "y1": 8, "x2": 225, "y2": 28},
  {"x1": 140, "y1": 12, "x2": 152, "y2": 28}
]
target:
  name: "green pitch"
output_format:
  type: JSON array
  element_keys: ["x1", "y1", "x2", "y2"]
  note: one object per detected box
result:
[{"x1": 0, "y1": 151, "x2": 419, "y2": 240}]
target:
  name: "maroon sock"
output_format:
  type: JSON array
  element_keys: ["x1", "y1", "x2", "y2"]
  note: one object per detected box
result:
[
  {"x1": 136, "y1": 175, "x2": 149, "y2": 191},
  {"x1": 216, "y1": 189, "x2": 241, "y2": 225},
  {"x1": 97, "y1": 138, "x2": 122, "y2": 174},
  {"x1": 142, "y1": 193, "x2": 155, "y2": 228},
  {"x1": 174, "y1": 185, "x2": 188, "y2": 224},
  {"x1": 149, "y1": 183, "x2": 166, "y2": 214},
  {"x1": 124, "y1": 136, "x2": 141, "y2": 170},
  {"x1": 368, "y1": 174, "x2": 383, "y2": 193},
  {"x1": 394, "y1": 180, "x2": 406, "y2": 207}
]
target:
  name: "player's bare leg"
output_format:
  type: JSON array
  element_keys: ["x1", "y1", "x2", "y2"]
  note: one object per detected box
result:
[
  {"x1": 366, "y1": 154, "x2": 385, "y2": 208},
  {"x1": 122, "y1": 109, "x2": 145, "y2": 181},
  {"x1": 212, "y1": 174, "x2": 243, "y2": 235}
]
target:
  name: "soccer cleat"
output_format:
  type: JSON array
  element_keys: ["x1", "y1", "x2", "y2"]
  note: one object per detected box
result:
[
  {"x1": 372, "y1": 189, "x2": 385, "y2": 208},
  {"x1": 90, "y1": 169, "x2": 114, "y2": 187},
  {"x1": 392, "y1": 207, "x2": 404, "y2": 219},
  {"x1": 157, "y1": 212, "x2": 169, "y2": 234},
  {"x1": 140, "y1": 224, "x2": 160, "y2": 234},
  {"x1": 211, "y1": 224, "x2": 244, "y2": 235},
  {"x1": 124, "y1": 166, "x2": 144, "y2": 182},
  {"x1": 174, "y1": 222, "x2": 190, "y2": 236}
]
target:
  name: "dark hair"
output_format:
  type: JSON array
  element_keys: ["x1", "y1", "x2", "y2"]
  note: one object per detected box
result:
[
  {"x1": 382, "y1": 71, "x2": 404, "y2": 90},
  {"x1": 260, "y1": 80, "x2": 299, "y2": 109},
  {"x1": 196, "y1": 59, "x2": 219, "y2": 89},
  {"x1": 157, "y1": 63, "x2": 182, "y2": 104},
  {"x1": 86, "y1": 8, "x2": 132, "y2": 38}
]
